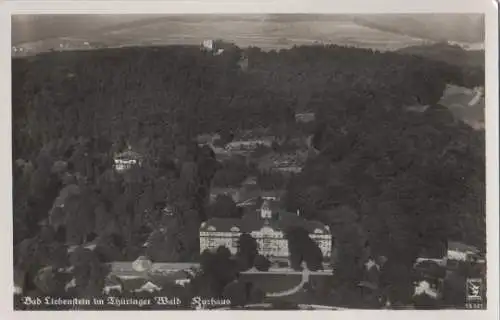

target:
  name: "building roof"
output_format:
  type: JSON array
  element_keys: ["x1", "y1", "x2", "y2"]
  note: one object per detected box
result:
[
  {"x1": 242, "y1": 176, "x2": 257, "y2": 186},
  {"x1": 295, "y1": 112, "x2": 316, "y2": 123},
  {"x1": 200, "y1": 207, "x2": 330, "y2": 235},
  {"x1": 261, "y1": 190, "x2": 285, "y2": 199},
  {"x1": 200, "y1": 218, "x2": 243, "y2": 232},
  {"x1": 105, "y1": 269, "x2": 193, "y2": 293},
  {"x1": 448, "y1": 241, "x2": 479, "y2": 254},
  {"x1": 114, "y1": 148, "x2": 143, "y2": 160},
  {"x1": 109, "y1": 262, "x2": 199, "y2": 273}
]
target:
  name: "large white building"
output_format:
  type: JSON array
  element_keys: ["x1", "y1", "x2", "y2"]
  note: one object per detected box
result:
[{"x1": 200, "y1": 199, "x2": 332, "y2": 259}]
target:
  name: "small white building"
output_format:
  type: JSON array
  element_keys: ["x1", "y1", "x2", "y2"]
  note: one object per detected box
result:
[
  {"x1": 295, "y1": 112, "x2": 316, "y2": 123},
  {"x1": 202, "y1": 39, "x2": 215, "y2": 51},
  {"x1": 201, "y1": 39, "x2": 226, "y2": 55},
  {"x1": 447, "y1": 241, "x2": 481, "y2": 262},
  {"x1": 113, "y1": 147, "x2": 143, "y2": 172},
  {"x1": 413, "y1": 280, "x2": 440, "y2": 299}
]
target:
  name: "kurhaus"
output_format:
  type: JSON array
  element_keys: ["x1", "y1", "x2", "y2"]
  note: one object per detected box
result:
[{"x1": 199, "y1": 199, "x2": 332, "y2": 259}]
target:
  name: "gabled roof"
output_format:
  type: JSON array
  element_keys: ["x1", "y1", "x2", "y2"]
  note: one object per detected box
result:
[
  {"x1": 242, "y1": 176, "x2": 257, "y2": 185},
  {"x1": 200, "y1": 209, "x2": 330, "y2": 235},
  {"x1": 261, "y1": 190, "x2": 285, "y2": 199},
  {"x1": 448, "y1": 241, "x2": 479, "y2": 254},
  {"x1": 200, "y1": 218, "x2": 244, "y2": 232},
  {"x1": 261, "y1": 199, "x2": 280, "y2": 212},
  {"x1": 114, "y1": 149, "x2": 143, "y2": 160},
  {"x1": 274, "y1": 210, "x2": 329, "y2": 234}
]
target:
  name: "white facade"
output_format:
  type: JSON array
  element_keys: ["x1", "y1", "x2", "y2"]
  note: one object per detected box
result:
[
  {"x1": 200, "y1": 200, "x2": 332, "y2": 260},
  {"x1": 200, "y1": 225, "x2": 332, "y2": 259},
  {"x1": 447, "y1": 249, "x2": 467, "y2": 261},
  {"x1": 114, "y1": 158, "x2": 139, "y2": 172},
  {"x1": 201, "y1": 40, "x2": 226, "y2": 55},
  {"x1": 200, "y1": 230, "x2": 241, "y2": 255},
  {"x1": 274, "y1": 166, "x2": 303, "y2": 173},
  {"x1": 202, "y1": 40, "x2": 214, "y2": 51},
  {"x1": 446, "y1": 249, "x2": 479, "y2": 262}
]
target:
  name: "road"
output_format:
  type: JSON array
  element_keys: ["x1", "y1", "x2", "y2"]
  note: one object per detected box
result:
[{"x1": 265, "y1": 268, "x2": 311, "y2": 298}]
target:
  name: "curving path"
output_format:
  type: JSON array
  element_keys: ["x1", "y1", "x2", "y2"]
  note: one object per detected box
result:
[{"x1": 265, "y1": 269, "x2": 311, "y2": 298}]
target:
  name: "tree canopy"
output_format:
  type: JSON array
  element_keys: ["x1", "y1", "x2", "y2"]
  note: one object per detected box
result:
[{"x1": 12, "y1": 43, "x2": 484, "y2": 308}]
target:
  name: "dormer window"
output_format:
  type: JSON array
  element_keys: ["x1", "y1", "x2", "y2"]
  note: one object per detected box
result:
[
  {"x1": 314, "y1": 228, "x2": 324, "y2": 234},
  {"x1": 230, "y1": 226, "x2": 240, "y2": 232},
  {"x1": 260, "y1": 199, "x2": 272, "y2": 219},
  {"x1": 207, "y1": 226, "x2": 216, "y2": 232}
]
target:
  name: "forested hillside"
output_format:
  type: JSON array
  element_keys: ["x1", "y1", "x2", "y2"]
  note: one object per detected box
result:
[
  {"x1": 397, "y1": 42, "x2": 484, "y2": 70},
  {"x1": 12, "y1": 44, "x2": 485, "y2": 301}
]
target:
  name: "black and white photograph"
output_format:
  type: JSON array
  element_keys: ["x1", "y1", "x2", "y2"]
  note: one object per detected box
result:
[{"x1": 8, "y1": 6, "x2": 495, "y2": 313}]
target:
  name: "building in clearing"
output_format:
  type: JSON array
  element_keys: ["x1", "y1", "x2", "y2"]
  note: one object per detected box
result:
[
  {"x1": 295, "y1": 112, "x2": 316, "y2": 123},
  {"x1": 113, "y1": 147, "x2": 144, "y2": 172},
  {"x1": 225, "y1": 139, "x2": 274, "y2": 151},
  {"x1": 199, "y1": 199, "x2": 332, "y2": 259},
  {"x1": 446, "y1": 241, "x2": 481, "y2": 262},
  {"x1": 201, "y1": 39, "x2": 232, "y2": 55}
]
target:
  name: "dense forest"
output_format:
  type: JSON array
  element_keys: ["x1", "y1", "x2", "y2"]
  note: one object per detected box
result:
[{"x1": 12, "y1": 43, "x2": 485, "y2": 307}]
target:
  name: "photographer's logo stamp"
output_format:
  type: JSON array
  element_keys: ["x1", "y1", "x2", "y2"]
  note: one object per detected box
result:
[{"x1": 465, "y1": 278, "x2": 483, "y2": 309}]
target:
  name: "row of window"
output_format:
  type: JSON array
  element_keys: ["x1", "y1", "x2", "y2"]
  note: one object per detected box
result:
[
  {"x1": 200, "y1": 227, "x2": 331, "y2": 235},
  {"x1": 200, "y1": 235, "x2": 332, "y2": 245},
  {"x1": 200, "y1": 232, "x2": 241, "y2": 237},
  {"x1": 201, "y1": 236, "x2": 332, "y2": 257},
  {"x1": 310, "y1": 234, "x2": 331, "y2": 239}
]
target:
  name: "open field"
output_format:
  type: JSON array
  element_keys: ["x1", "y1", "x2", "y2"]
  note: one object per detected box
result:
[{"x1": 12, "y1": 14, "x2": 484, "y2": 56}]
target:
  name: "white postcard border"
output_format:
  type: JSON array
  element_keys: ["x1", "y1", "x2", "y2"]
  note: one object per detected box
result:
[{"x1": 1, "y1": 1, "x2": 497, "y2": 320}]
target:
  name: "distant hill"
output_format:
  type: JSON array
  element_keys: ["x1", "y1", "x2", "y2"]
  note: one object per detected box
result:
[
  {"x1": 396, "y1": 42, "x2": 484, "y2": 69},
  {"x1": 352, "y1": 14, "x2": 484, "y2": 44}
]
